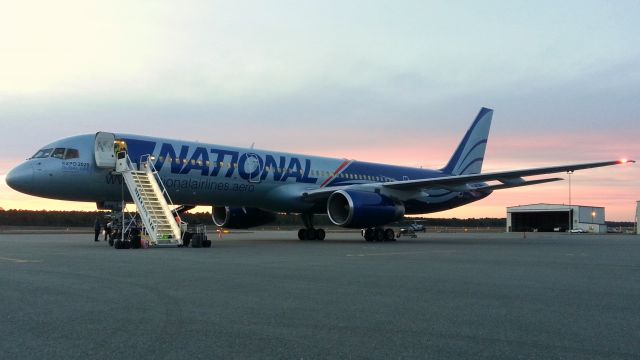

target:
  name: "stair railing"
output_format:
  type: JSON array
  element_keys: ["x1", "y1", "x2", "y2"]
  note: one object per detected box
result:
[{"x1": 139, "y1": 154, "x2": 184, "y2": 236}]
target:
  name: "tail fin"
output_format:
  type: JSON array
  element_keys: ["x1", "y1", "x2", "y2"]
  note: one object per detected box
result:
[{"x1": 441, "y1": 107, "x2": 493, "y2": 175}]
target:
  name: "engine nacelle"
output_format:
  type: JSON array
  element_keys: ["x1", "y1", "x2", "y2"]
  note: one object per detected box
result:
[
  {"x1": 327, "y1": 190, "x2": 404, "y2": 228},
  {"x1": 212, "y1": 206, "x2": 276, "y2": 229}
]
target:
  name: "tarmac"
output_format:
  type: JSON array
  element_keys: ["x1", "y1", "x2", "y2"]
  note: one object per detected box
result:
[{"x1": 1, "y1": 231, "x2": 639, "y2": 359}]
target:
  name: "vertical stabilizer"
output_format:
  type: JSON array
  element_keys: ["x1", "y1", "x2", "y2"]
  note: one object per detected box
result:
[{"x1": 441, "y1": 107, "x2": 493, "y2": 175}]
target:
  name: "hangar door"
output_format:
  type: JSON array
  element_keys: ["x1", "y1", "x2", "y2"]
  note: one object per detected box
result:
[{"x1": 511, "y1": 210, "x2": 572, "y2": 232}]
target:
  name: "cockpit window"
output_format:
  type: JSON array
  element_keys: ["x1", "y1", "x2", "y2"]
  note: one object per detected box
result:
[
  {"x1": 31, "y1": 148, "x2": 53, "y2": 159},
  {"x1": 51, "y1": 148, "x2": 66, "y2": 159},
  {"x1": 64, "y1": 148, "x2": 80, "y2": 159}
]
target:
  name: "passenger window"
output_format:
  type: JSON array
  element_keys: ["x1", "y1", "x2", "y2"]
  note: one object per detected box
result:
[{"x1": 51, "y1": 148, "x2": 65, "y2": 159}]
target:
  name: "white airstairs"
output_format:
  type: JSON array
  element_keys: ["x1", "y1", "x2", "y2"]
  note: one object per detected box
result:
[{"x1": 115, "y1": 153, "x2": 183, "y2": 246}]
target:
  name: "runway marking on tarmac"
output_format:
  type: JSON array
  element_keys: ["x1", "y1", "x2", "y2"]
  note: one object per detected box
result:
[
  {"x1": 0, "y1": 256, "x2": 43, "y2": 264},
  {"x1": 347, "y1": 251, "x2": 417, "y2": 257},
  {"x1": 346, "y1": 250, "x2": 457, "y2": 257}
]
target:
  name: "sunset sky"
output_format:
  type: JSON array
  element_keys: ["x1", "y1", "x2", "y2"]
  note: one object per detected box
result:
[{"x1": 0, "y1": 1, "x2": 638, "y2": 220}]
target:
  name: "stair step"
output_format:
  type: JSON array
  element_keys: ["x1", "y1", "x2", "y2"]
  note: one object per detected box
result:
[{"x1": 123, "y1": 163, "x2": 181, "y2": 244}]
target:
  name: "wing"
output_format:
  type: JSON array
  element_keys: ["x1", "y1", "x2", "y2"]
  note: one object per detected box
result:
[
  {"x1": 303, "y1": 159, "x2": 633, "y2": 199},
  {"x1": 383, "y1": 159, "x2": 633, "y2": 191}
]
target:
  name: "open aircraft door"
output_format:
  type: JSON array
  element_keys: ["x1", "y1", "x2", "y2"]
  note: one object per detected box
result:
[{"x1": 94, "y1": 132, "x2": 116, "y2": 168}]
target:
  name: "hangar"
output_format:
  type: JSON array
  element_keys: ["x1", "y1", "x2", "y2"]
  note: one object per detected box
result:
[{"x1": 507, "y1": 204, "x2": 606, "y2": 233}]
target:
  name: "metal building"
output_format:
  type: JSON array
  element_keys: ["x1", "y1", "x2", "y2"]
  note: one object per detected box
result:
[{"x1": 507, "y1": 204, "x2": 606, "y2": 233}]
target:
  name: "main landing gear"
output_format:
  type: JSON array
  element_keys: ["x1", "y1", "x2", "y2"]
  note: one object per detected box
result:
[
  {"x1": 297, "y1": 228, "x2": 326, "y2": 241},
  {"x1": 297, "y1": 214, "x2": 326, "y2": 241},
  {"x1": 362, "y1": 228, "x2": 396, "y2": 242}
]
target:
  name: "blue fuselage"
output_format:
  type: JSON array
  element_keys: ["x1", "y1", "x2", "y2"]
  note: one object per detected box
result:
[{"x1": 6, "y1": 133, "x2": 491, "y2": 215}]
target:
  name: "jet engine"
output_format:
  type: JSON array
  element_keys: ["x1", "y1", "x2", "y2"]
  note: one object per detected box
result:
[
  {"x1": 326, "y1": 190, "x2": 404, "y2": 228},
  {"x1": 212, "y1": 206, "x2": 276, "y2": 229}
]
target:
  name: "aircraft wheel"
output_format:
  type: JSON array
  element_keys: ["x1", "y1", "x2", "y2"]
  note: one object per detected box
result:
[
  {"x1": 363, "y1": 228, "x2": 375, "y2": 242},
  {"x1": 316, "y1": 228, "x2": 326, "y2": 241},
  {"x1": 114, "y1": 240, "x2": 122, "y2": 249},
  {"x1": 108, "y1": 238, "x2": 114, "y2": 247},
  {"x1": 122, "y1": 241, "x2": 131, "y2": 249},
  {"x1": 298, "y1": 229, "x2": 307, "y2": 240},
  {"x1": 202, "y1": 239, "x2": 212, "y2": 248},
  {"x1": 306, "y1": 228, "x2": 317, "y2": 240},
  {"x1": 374, "y1": 229, "x2": 386, "y2": 242},
  {"x1": 384, "y1": 228, "x2": 396, "y2": 241}
]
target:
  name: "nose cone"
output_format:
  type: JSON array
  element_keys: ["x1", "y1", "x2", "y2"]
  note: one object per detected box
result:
[{"x1": 6, "y1": 162, "x2": 33, "y2": 194}]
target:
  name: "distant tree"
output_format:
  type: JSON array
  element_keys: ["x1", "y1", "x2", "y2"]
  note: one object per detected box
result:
[{"x1": 0, "y1": 209, "x2": 508, "y2": 228}]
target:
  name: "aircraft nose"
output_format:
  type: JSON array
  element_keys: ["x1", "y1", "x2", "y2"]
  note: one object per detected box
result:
[{"x1": 6, "y1": 162, "x2": 33, "y2": 194}]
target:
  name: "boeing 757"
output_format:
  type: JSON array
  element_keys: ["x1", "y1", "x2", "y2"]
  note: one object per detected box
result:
[{"x1": 5, "y1": 108, "x2": 634, "y2": 241}]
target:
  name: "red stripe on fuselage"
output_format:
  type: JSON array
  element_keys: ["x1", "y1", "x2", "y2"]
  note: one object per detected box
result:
[{"x1": 320, "y1": 159, "x2": 351, "y2": 188}]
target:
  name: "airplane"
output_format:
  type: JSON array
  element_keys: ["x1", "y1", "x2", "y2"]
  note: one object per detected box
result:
[{"x1": 5, "y1": 107, "x2": 634, "y2": 242}]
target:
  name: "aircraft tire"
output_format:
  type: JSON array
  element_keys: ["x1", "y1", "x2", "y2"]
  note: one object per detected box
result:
[
  {"x1": 114, "y1": 240, "x2": 122, "y2": 249},
  {"x1": 202, "y1": 239, "x2": 212, "y2": 248},
  {"x1": 306, "y1": 228, "x2": 317, "y2": 240},
  {"x1": 316, "y1": 228, "x2": 326, "y2": 241},
  {"x1": 298, "y1": 229, "x2": 307, "y2": 240},
  {"x1": 374, "y1": 229, "x2": 385, "y2": 242},
  {"x1": 363, "y1": 228, "x2": 375, "y2": 242},
  {"x1": 384, "y1": 229, "x2": 396, "y2": 242}
]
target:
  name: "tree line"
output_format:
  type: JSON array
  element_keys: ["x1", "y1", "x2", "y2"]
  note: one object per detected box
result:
[
  {"x1": 2, "y1": 210, "x2": 634, "y2": 228},
  {"x1": 0, "y1": 209, "x2": 515, "y2": 228}
]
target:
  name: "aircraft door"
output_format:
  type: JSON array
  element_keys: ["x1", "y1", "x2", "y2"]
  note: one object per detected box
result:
[
  {"x1": 246, "y1": 153, "x2": 263, "y2": 183},
  {"x1": 94, "y1": 132, "x2": 116, "y2": 168}
]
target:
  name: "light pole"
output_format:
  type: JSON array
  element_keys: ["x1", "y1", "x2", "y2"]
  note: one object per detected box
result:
[{"x1": 567, "y1": 170, "x2": 574, "y2": 206}]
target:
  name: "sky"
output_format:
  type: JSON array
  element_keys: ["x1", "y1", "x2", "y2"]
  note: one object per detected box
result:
[{"x1": 0, "y1": 0, "x2": 638, "y2": 220}]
